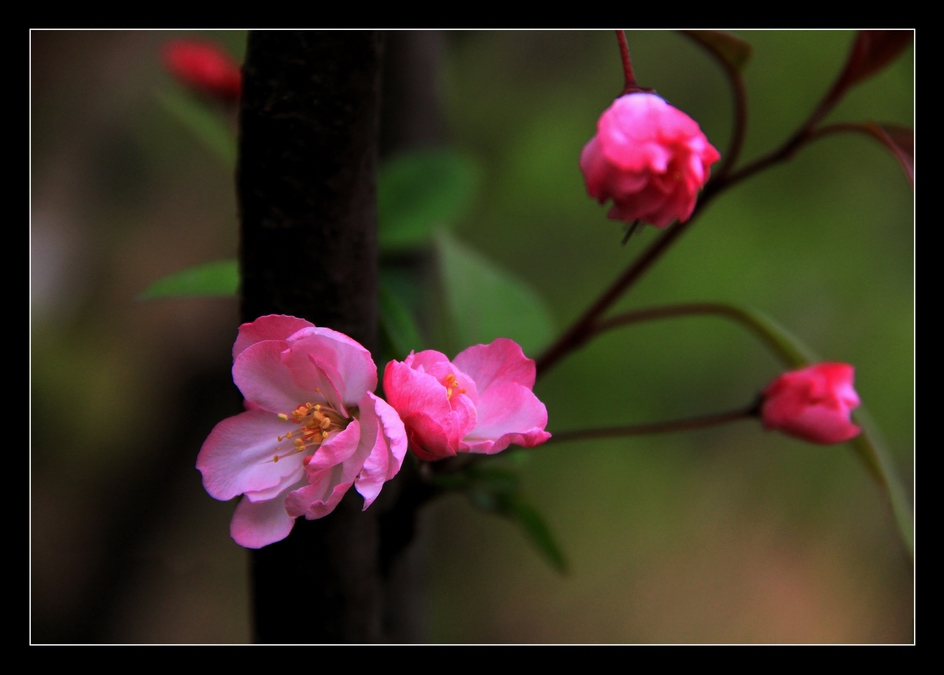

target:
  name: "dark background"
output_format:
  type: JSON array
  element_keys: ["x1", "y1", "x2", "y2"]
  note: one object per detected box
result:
[{"x1": 31, "y1": 30, "x2": 913, "y2": 643}]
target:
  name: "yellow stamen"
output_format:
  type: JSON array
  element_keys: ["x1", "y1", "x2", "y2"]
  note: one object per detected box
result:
[
  {"x1": 270, "y1": 401, "x2": 351, "y2": 464},
  {"x1": 442, "y1": 373, "x2": 466, "y2": 400}
]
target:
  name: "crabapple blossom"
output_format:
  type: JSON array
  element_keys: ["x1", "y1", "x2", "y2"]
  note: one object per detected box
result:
[
  {"x1": 383, "y1": 338, "x2": 551, "y2": 461},
  {"x1": 163, "y1": 39, "x2": 242, "y2": 104},
  {"x1": 580, "y1": 92, "x2": 720, "y2": 228},
  {"x1": 761, "y1": 363, "x2": 862, "y2": 444},
  {"x1": 197, "y1": 315, "x2": 407, "y2": 548}
]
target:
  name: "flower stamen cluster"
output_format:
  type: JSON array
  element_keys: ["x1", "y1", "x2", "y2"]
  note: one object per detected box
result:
[
  {"x1": 272, "y1": 402, "x2": 348, "y2": 462},
  {"x1": 442, "y1": 373, "x2": 465, "y2": 400}
]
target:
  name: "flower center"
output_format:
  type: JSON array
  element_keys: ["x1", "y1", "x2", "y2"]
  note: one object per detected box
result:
[
  {"x1": 270, "y1": 402, "x2": 348, "y2": 463},
  {"x1": 442, "y1": 373, "x2": 466, "y2": 400}
]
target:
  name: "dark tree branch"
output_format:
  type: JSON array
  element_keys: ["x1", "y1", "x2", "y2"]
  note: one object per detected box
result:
[{"x1": 238, "y1": 30, "x2": 384, "y2": 644}]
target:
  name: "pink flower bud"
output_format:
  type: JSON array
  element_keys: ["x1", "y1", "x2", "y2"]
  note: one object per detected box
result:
[
  {"x1": 163, "y1": 39, "x2": 242, "y2": 104},
  {"x1": 761, "y1": 363, "x2": 862, "y2": 444},
  {"x1": 580, "y1": 93, "x2": 720, "y2": 228}
]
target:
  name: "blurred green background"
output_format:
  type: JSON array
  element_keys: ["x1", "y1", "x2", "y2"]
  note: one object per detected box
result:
[{"x1": 31, "y1": 30, "x2": 913, "y2": 643}]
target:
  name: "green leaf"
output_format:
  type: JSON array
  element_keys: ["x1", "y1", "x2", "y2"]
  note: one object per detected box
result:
[
  {"x1": 156, "y1": 89, "x2": 237, "y2": 168},
  {"x1": 436, "y1": 231, "x2": 554, "y2": 356},
  {"x1": 682, "y1": 30, "x2": 753, "y2": 72},
  {"x1": 138, "y1": 259, "x2": 239, "y2": 300},
  {"x1": 452, "y1": 464, "x2": 568, "y2": 574},
  {"x1": 378, "y1": 150, "x2": 479, "y2": 251},
  {"x1": 501, "y1": 494, "x2": 569, "y2": 574},
  {"x1": 378, "y1": 279, "x2": 425, "y2": 359}
]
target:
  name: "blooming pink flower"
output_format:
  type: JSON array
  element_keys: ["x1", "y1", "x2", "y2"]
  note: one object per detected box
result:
[
  {"x1": 197, "y1": 315, "x2": 407, "y2": 548},
  {"x1": 383, "y1": 339, "x2": 551, "y2": 461},
  {"x1": 761, "y1": 363, "x2": 862, "y2": 444},
  {"x1": 163, "y1": 39, "x2": 242, "y2": 104},
  {"x1": 580, "y1": 93, "x2": 721, "y2": 228}
]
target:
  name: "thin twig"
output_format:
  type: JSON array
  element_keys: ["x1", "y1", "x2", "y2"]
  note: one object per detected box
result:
[
  {"x1": 546, "y1": 400, "x2": 761, "y2": 445},
  {"x1": 616, "y1": 30, "x2": 638, "y2": 94}
]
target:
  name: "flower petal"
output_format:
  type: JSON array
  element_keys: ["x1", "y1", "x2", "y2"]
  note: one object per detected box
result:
[
  {"x1": 197, "y1": 409, "x2": 308, "y2": 501},
  {"x1": 305, "y1": 418, "x2": 362, "y2": 472},
  {"x1": 232, "y1": 314, "x2": 315, "y2": 360},
  {"x1": 383, "y1": 358, "x2": 459, "y2": 457},
  {"x1": 285, "y1": 464, "x2": 356, "y2": 520},
  {"x1": 233, "y1": 340, "x2": 323, "y2": 413},
  {"x1": 355, "y1": 392, "x2": 408, "y2": 509},
  {"x1": 453, "y1": 338, "x2": 536, "y2": 393},
  {"x1": 229, "y1": 485, "x2": 301, "y2": 549},
  {"x1": 282, "y1": 327, "x2": 377, "y2": 407},
  {"x1": 462, "y1": 381, "x2": 551, "y2": 454}
]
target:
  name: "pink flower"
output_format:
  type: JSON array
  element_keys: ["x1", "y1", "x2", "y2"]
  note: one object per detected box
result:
[
  {"x1": 163, "y1": 39, "x2": 242, "y2": 104},
  {"x1": 580, "y1": 93, "x2": 720, "y2": 228},
  {"x1": 383, "y1": 339, "x2": 551, "y2": 461},
  {"x1": 197, "y1": 315, "x2": 407, "y2": 548},
  {"x1": 761, "y1": 363, "x2": 862, "y2": 444}
]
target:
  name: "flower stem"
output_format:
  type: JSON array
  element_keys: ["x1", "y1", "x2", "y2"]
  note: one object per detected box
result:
[
  {"x1": 716, "y1": 62, "x2": 747, "y2": 181},
  {"x1": 546, "y1": 400, "x2": 761, "y2": 445},
  {"x1": 591, "y1": 302, "x2": 816, "y2": 368},
  {"x1": 616, "y1": 30, "x2": 639, "y2": 95},
  {"x1": 535, "y1": 219, "x2": 695, "y2": 378}
]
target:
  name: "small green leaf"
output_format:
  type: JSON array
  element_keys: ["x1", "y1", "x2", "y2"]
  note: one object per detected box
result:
[
  {"x1": 501, "y1": 494, "x2": 569, "y2": 574},
  {"x1": 454, "y1": 463, "x2": 568, "y2": 574},
  {"x1": 848, "y1": 407, "x2": 913, "y2": 563},
  {"x1": 138, "y1": 259, "x2": 239, "y2": 300},
  {"x1": 682, "y1": 30, "x2": 753, "y2": 72},
  {"x1": 378, "y1": 150, "x2": 479, "y2": 251},
  {"x1": 436, "y1": 231, "x2": 554, "y2": 356},
  {"x1": 156, "y1": 89, "x2": 237, "y2": 168},
  {"x1": 378, "y1": 280, "x2": 426, "y2": 359}
]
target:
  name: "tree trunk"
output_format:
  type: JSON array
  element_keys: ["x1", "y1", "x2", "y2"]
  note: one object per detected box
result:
[{"x1": 238, "y1": 30, "x2": 384, "y2": 643}]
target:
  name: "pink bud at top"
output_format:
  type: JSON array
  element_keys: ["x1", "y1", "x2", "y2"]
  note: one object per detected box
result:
[
  {"x1": 761, "y1": 363, "x2": 862, "y2": 444},
  {"x1": 580, "y1": 93, "x2": 720, "y2": 228},
  {"x1": 383, "y1": 339, "x2": 552, "y2": 461},
  {"x1": 163, "y1": 39, "x2": 242, "y2": 104}
]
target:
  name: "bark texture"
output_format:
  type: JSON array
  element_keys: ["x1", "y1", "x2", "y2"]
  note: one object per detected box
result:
[{"x1": 238, "y1": 30, "x2": 384, "y2": 643}]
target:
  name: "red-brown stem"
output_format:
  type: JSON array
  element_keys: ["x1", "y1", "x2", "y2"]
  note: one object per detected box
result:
[
  {"x1": 616, "y1": 30, "x2": 638, "y2": 94},
  {"x1": 715, "y1": 61, "x2": 748, "y2": 181},
  {"x1": 593, "y1": 303, "x2": 752, "y2": 339},
  {"x1": 535, "y1": 216, "x2": 697, "y2": 379},
  {"x1": 546, "y1": 400, "x2": 761, "y2": 445},
  {"x1": 719, "y1": 39, "x2": 869, "y2": 191}
]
